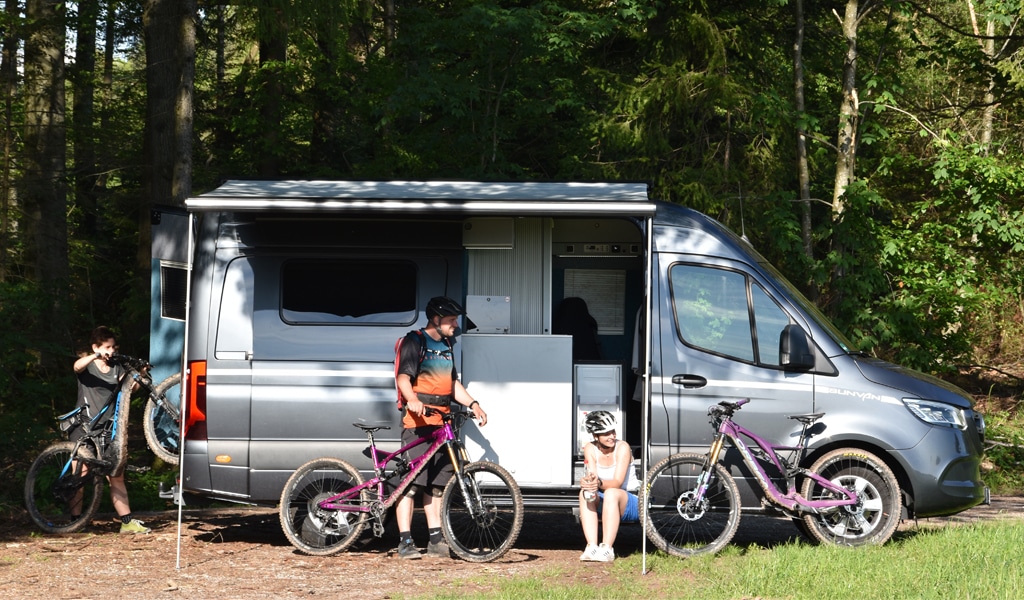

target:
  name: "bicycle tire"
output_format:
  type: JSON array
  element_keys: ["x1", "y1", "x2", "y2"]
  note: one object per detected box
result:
[
  {"x1": 143, "y1": 372, "x2": 182, "y2": 465},
  {"x1": 24, "y1": 441, "x2": 104, "y2": 534},
  {"x1": 641, "y1": 452, "x2": 741, "y2": 557},
  {"x1": 279, "y1": 457, "x2": 369, "y2": 556},
  {"x1": 800, "y1": 448, "x2": 901, "y2": 547},
  {"x1": 440, "y1": 461, "x2": 524, "y2": 563},
  {"x1": 104, "y1": 377, "x2": 134, "y2": 477}
]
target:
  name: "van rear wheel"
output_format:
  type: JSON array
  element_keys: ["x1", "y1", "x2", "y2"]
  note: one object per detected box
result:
[
  {"x1": 800, "y1": 448, "x2": 901, "y2": 547},
  {"x1": 279, "y1": 457, "x2": 369, "y2": 556}
]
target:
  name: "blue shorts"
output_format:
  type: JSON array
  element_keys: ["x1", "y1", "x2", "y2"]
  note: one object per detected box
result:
[{"x1": 598, "y1": 491, "x2": 640, "y2": 523}]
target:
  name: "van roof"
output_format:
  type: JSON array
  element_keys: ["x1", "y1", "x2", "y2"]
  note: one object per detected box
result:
[{"x1": 185, "y1": 180, "x2": 656, "y2": 217}]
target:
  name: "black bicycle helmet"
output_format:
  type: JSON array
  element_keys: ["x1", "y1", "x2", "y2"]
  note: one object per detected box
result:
[
  {"x1": 426, "y1": 296, "x2": 465, "y2": 319},
  {"x1": 585, "y1": 410, "x2": 617, "y2": 435}
]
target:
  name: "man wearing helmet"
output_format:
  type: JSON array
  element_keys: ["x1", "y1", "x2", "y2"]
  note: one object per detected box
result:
[
  {"x1": 578, "y1": 410, "x2": 639, "y2": 562},
  {"x1": 394, "y1": 296, "x2": 487, "y2": 559}
]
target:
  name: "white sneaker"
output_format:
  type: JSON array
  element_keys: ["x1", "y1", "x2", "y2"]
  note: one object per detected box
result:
[
  {"x1": 596, "y1": 543, "x2": 615, "y2": 562},
  {"x1": 579, "y1": 544, "x2": 600, "y2": 561}
]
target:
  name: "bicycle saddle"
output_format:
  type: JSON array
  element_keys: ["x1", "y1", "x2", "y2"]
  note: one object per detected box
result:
[
  {"x1": 353, "y1": 422, "x2": 391, "y2": 432},
  {"x1": 788, "y1": 413, "x2": 824, "y2": 424}
]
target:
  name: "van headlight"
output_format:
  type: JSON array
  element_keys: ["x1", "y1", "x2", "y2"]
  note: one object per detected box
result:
[{"x1": 903, "y1": 398, "x2": 967, "y2": 429}]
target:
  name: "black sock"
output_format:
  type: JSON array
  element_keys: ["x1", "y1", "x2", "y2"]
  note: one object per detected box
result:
[
  {"x1": 120, "y1": 514, "x2": 132, "y2": 524},
  {"x1": 428, "y1": 527, "x2": 443, "y2": 545},
  {"x1": 399, "y1": 530, "x2": 413, "y2": 546}
]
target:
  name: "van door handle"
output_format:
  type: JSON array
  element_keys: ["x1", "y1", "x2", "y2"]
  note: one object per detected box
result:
[{"x1": 671, "y1": 374, "x2": 707, "y2": 389}]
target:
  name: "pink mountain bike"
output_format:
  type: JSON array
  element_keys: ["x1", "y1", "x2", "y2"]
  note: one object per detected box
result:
[
  {"x1": 642, "y1": 398, "x2": 902, "y2": 556},
  {"x1": 279, "y1": 409, "x2": 523, "y2": 562}
]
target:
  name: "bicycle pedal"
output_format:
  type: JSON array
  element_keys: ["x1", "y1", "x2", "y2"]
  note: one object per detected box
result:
[{"x1": 125, "y1": 465, "x2": 151, "y2": 473}]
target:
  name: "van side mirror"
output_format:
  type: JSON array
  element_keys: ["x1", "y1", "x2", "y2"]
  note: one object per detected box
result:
[{"x1": 779, "y1": 324, "x2": 815, "y2": 371}]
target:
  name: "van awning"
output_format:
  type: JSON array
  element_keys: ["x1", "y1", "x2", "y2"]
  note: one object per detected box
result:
[{"x1": 185, "y1": 180, "x2": 656, "y2": 217}]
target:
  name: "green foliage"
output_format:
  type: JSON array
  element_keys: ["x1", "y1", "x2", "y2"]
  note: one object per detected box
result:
[{"x1": 983, "y1": 416, "x2": 1024, "y2": 494}]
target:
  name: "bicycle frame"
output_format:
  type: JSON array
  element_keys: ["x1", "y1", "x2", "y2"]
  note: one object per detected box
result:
[
  {"x1": 701, "y1": 405, "x2": 857, "y2": 515},
  {"x1": 319, "y1": 416, "x2": 466, "y2": 516}
]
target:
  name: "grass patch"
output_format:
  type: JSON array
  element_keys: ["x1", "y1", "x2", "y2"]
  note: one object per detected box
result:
[{"x1": 427, "y1": 521, "x2": 1024, "y2": 600}]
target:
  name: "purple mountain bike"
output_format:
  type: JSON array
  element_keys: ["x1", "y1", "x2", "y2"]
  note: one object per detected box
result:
[
  {"x1": 279, "y1": 409, "x2": 523, "y2": 562},
  {"x1": 642, "y1": 398, "x2": 902, "y2": 556}
]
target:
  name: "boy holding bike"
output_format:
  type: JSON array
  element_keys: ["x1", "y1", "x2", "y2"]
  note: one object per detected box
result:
[
  {"x1": 394, "y1": 297, "x2": 487, "y2": 559},
  {"x1": 70, "y1": 326, "x2": 150, "y2": 534}
]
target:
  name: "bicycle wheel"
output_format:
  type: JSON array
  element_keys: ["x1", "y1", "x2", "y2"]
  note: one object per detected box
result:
[
  {"x1": 143, "y1": 372, "x2": 182, "y2": 465},
  {"x1": 440, "y1": 461, "x2": 523, "y2": 562},
  {"x1": 800, "y1": 448, "x2": 901, "y2": 547},
  {"x1": 105, "y1": 378, "x2": 133, "y2": 477},
  {"x1": 279, "y1": 457, "x2": 369, "y2": 556},
  {"x1": 24, "y1": 441, "x2": 104, "y2": 534},
  {"x1": 641, "y1": 452, "x2": 741, "y2": 557}
]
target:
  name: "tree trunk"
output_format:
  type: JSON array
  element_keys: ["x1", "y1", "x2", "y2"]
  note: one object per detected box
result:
[
  {"x1": 73, "y1": 0, "x2": 100, "y2": 236},
  {"x1": 793, "y1": 0, "x2": 813, "y2": 264},
  {"x1": 980, "y1": 19, "x2": 995, "y2": 151},
  {"x1": 832, "y1": 0, "x2": 860, "y2": 218},
  {"x1": 258, "y1": 4, "x2": 286, "y2": 177},
  {"x1": 21, "y1": 0, "x2": 70, "y2": 365},
  {"x1": 140, "y1": 0, "x2": 195, "y2": 341},
  {"x1": 100, "y1": 0, "x2": 116, "y2": 190},
  {"x1": 0, "y1": 0, "x2": 19, "y2": 281},
  {"x1": 258, "y1": 4, "x2": 287, "y2": 177}
]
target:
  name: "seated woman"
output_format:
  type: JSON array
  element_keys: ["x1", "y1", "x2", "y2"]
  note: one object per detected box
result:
[{"x1": 578, "y1": 410, "x2": 639, "y2": 562}]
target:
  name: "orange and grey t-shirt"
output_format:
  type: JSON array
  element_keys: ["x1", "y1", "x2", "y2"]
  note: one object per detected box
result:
[{"x1": 397, "y1": 329, "x2": 456, "y2": 428}]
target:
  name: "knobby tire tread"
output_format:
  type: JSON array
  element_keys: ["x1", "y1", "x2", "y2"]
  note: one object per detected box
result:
[
  {"x1": 24, "y1": 441, "x2": 104, "y2": 534},
  {"x1": 440, "y1": 461, "x2": 524, "y2": 562},
  {"x1": 143, "y1": 372, "x2": 182, "y2": 465},
  {"x1": 800, "y1": 448, "x2": 901, "y2": 547},
  {"x1": 279, "y1": 457, "x2": 369, "y2": 556},
  {"x1": 641, "y1": 453, "x2": 741, "y2": 557}
]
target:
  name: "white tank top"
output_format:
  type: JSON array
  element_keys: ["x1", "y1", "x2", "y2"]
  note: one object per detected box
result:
[{"x1": 594, "y1": 441, "x2": 640, "y2": 492}]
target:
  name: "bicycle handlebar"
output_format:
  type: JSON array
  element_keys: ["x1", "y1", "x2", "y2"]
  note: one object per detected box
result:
[
  {"x1": 106, "y1": 353, "x2": 153, "y2": 372},
  {"x1": 708, "y1": 398, "x2": 751, "y2": 419}
]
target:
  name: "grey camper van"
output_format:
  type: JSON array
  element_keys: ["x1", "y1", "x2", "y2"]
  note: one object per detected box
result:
[{"x1": 165, "y1": 180, "x2": 986, "y2": 533}]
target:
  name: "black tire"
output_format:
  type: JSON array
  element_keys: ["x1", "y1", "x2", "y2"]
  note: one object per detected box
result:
[
  {"x1": 800, "y1": 448, "x2": 901, "y2": 546},
  {"x1": 24, "y1": 441, "x2": 104, "y2": 534},
  {"x1": 641, "y1": 452, "x2": 741, "y2": 557},
  {"x1": 440, "y1": 461, "x2": 524, "y2": 562},
  {"x1": 279, "y1": 457, "x2": 369, "y2": 556},
  {"x1": 143, "y1": 372, "x2": 182, "y2": 465}
]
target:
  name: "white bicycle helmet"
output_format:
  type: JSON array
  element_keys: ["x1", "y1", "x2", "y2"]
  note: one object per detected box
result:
[{"x1": 585, "y1": 410, "x2": 616, "y2": 435}]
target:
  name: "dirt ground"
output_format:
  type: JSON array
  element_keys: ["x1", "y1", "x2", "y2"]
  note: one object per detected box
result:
[{"x1": 3, "y1": 496, "x2": 1024, "y2": 600}]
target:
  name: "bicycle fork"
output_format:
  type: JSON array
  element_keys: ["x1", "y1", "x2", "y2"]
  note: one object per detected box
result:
[
  {"x1": 446, "y1": 442, "x2": 486, "y2": 520},
  {"x1": 690, "y1": 433, "x2": 728, "y2": 506}
]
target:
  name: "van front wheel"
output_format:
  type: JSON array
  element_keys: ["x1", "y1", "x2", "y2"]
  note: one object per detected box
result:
[{"x1": 800, "y1": 449, "x2": 901, "y2": 547}]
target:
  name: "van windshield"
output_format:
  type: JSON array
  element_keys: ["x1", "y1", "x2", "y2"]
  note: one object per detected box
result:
[{"x1": 755, "y1": 257, "x2": 857, "y2": 353}]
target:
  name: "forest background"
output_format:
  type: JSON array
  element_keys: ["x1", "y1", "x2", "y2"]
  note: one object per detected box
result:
[{"x1": 3, "y1": 0, "x2": 1024, "y2": 512}]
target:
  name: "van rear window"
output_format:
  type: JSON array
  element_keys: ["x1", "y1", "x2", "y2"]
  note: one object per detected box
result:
[{"x1": 281, "y1": 260, "x2": 417, "y2": 324}]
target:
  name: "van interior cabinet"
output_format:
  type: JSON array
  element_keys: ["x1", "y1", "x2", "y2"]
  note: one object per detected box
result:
[
  {"x1": 461, "y1": 334, "x2": 573, "y2": 487},
  {"x1": 573, "y1": 363, "x2": 622, "y2": 456}
]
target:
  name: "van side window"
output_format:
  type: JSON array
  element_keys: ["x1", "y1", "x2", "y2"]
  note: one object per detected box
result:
[
  {"x1": 281, "y1": 259, "x2": 417, "y2": 324},
  {"x1": 160, "y1": 263, "x2": 188, "y2": 321},
  {"x1": 670, "y1": 264, "x2": 790, "y2": 367}
]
